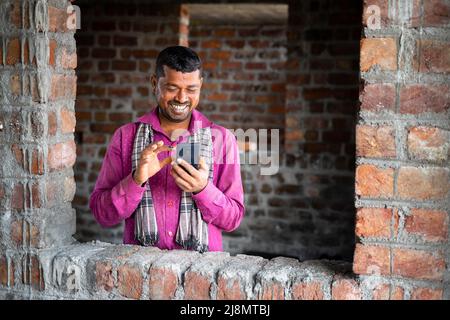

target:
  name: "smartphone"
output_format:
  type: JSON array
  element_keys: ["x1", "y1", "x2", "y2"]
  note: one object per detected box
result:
[{"x1": 175, "y1": 142, "x2": 200, "y2": 171}]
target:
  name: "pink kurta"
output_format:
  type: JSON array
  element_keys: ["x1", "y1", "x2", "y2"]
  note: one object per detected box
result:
[{"x1": 89, "y1": 106, "x2": 245, "y2": 251}]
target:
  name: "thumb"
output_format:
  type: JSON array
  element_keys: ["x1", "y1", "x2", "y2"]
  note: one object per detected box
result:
[
  {"x1": 199, "y1": 157, "x2": 208, "y2": 171},
  {"x1": 159, "y1": 156, "x2": 172, "y2": 168}
]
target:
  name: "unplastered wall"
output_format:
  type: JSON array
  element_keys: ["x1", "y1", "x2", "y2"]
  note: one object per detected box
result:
[
  {"x1": 353, "y1": 0, "x2": 450, "y2": 300},
  {"x1": 0, "y1": 0, "x2": 449, "y2": 300},
  {"x1": 72, "y1": 2, "x2": 186, "y2": 243}
]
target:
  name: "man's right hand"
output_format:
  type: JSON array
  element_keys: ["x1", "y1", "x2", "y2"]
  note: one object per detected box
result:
[{"x1": 133, "y1": 141, "x2": 172, "y2": 186}]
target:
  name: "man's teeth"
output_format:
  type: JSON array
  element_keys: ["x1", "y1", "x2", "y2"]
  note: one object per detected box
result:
[{"x1": 170, "y1": 103, "x2": 189, "y2": 111}]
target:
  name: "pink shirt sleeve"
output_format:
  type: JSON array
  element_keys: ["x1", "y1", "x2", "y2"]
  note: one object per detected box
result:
[
  {"x1": 89, "y1": 127, "x2": 146, "y2": 227},
  {"x1": 192, "y1": 127, "x2": 245, "y2": 232}
]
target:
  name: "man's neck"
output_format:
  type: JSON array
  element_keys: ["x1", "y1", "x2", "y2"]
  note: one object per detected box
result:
[{"x1": 158, "y1": 107, "x2": 192, "y2": 140}]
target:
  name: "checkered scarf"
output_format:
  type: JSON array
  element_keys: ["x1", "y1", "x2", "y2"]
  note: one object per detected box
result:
[{"x1": 131, "y1": 122, "x2": 213, "y2": 252}]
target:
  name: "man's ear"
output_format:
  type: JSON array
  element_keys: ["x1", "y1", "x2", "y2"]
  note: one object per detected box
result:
[{"x1": 151, "y1": 74, "x2": 157, "y2": 94}]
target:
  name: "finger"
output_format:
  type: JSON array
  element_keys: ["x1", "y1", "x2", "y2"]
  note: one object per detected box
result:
[
  {"x1": 159, "y1": 156, "x2": 172, "y2": 168},
  {"x1": 154, "y1": 145, "x2": 172, "y2": 154},
  {"x1": 198, "y1": 157, "x2": 209, "y2": 171},
  {"x1": 143, "y1": 141, "x2": 163, "y2": 153},
  {"x1": 171, "y1": 161, "x2": 197, "y2": 184},
  {"x1": 175, "y1": 158, "x2": 199, "y2": 178},
  {"x1": 170, "y1": 169, "x2": 193, "y2": 190},
  {"x1": 173, "y1": 176, "x2": 192, "y2": 191}
]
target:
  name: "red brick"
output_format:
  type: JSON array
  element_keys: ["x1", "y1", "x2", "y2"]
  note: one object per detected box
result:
[
  {"x1": 109, "y1": 113, "x2": 132, "y2": 122},
  {"x1": 202, "y1": 40, "x2": 221, "y2": 49},
  {"x1": 90, "y1": 123, "x2": 119, "y2": 134},
  {"x1": 117, "y1": 265, "x2": 143, "y2": 299},
  {"x1": 61, "y1": 48, "x2": 77, "y2": 69},
  {"x1": 50, "y1": 75, "x2": 77, "y2": 101},
  {"x1": 11, "y1": 145, "x2": 44, "y2": 175},
  {"x1": 258, "y1": 282, "x2": 285, "y2": 300},
  {"x1": 28, "y1": 255, "x2": 44, "y2": 290},
  {"x1": 360, "y1": 38, "x2": 397, "y2": 71},
  {"x1": 372, "y1": 284, "x2": 390, "y2": 300},
  {"x1": 407, "y1": 127, "x2": 448, "y2": 162},
  {"x1": 112, "y1": 60, "x2": 136, "y2": 71},
  {"x1": 92, "y1": 20, "x2": 116, "y2": 31},
  {"x1": 184, "y1": 272, "x2": 212, "y2": 300},
  {"x1": 404, "y1": 209, "x2": 448, "y2": 242},
  {"x1": 211, "y1": 51, "x2": 231, "y2": 60},
  {"x1": 47, "y1": 140, "x2": 77, "y2": 172},
  {"x1": 10, "y1": 0, "x2": 22, "y2": 28},
  {"x1": 213, "y1": 28, "x2": 235, "y2": 37},
  {"x1": 411, "y1": 287, "x2": 443, "y2": 300},
  {"x1": 113, "y1": 35, "x2": 137, "y2": 46},
  {"x1": 48, "y1": 112, "x2": 57, "y2": 136},
  {"x1": 6, "y1": 38, "x2": 20, "y2": 65},
  {"x1": 355, "y1": 208, "x2": 392, "y2": 238},
  {"x1": 91, "y1": 73, "x2": 115, "y2": 84},
  {"x1": 291, "y1": 281, "x2": 324, "y2": 300},
  {"x1": 48, "y1": 6, "x2": 70, "y2": 32},
  {"x1": 245, "y1": 62, "x2": 266, "y2": 70},
  {"x1": 397, "y1": 167, "x2": 449, "y2": 200},
  {"x1": 353, "y1": 244, "x2": 390, "y2": 275},
  {"x1": 92, "y1": 49, "x2": 116, "y2": 59},
  {"x1": 356, "y1": 125, "x2": 396, "y2": 158},
  {"x1": 148, "y1": 268, "x2": 178, "y2": 300},
  {"x1": 48, "y1": 39, "x2": 57, "y2": 67},
  {"x1": 416, "y1": 40, "x2": 450, "y2": 73},
  {"x1": 303, "y1": 88, "x2": 332, "y2": 100},
  {"x1": 423, "y1": 0, "x2": 450, "y2": 26},
  {"x1": 60, "y1": 108, "x2": 76, "y2": 134},
  {"x1": 400, "y1": 84, "x2": 450, "y2": 114},
  {"x1": 10, "y1": 219, "x2": 39, "y2": 247},
  {"x1": 392, "y1": 248, "x2": 445, "y2": 280},
  {"x1": 355, "y1": 164, "x2": 394, "y2": 198},
  {"x1": 391, "y1": 286, "x2": 405, "y2": 300},
  {"x1": 217, "y1": 276, "x2": 246, "y2": 300},
  {"x1": 331, "y1": 279, "x2": 362, "y2": 300},
  {"x1": 108, "y1": 87, "x2": 132, "y2": 97},
  {"x1": 207, "y1": 93, "x2": 228, "y2": 102},
  {"x1": 96, "y1": 261, "x2": 114, "y2": 292},
  {"x1": 11, "y1": 182, "x2": 41, "y2": 210}
]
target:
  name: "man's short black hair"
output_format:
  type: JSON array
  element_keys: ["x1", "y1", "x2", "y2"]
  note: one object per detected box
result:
[{"x1": 155, "y1": 46, "x2": 202, "y2": 79}]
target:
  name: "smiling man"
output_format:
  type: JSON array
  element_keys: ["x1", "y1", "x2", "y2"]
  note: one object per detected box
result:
[{"x1": 89, "y1": 46, "x2": 245, "y2": 252}]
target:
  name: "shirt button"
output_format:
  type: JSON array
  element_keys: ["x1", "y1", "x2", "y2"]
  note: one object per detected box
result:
[
  {"x1": 168, "y1": 231, "x2": 173, "y2": 237},
  {"x1": 167, "y1": 200, "x2": 174, "y2": 207}
]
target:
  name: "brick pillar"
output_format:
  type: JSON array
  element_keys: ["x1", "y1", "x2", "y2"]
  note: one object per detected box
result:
[
  {"x1": 0, "y1": 0, "x2": 77, "y2": 291},
  {"x1": 354, "y1": 0, "x2": 449, "y2": 300},
  {"x1": 179, "y1": 4, "x2": 189, "y2": 47}
]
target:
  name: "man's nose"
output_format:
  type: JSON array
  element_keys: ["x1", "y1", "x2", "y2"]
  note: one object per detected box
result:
[{"x1": 175, "y1": 89, "x2": 188, "y2": 103}]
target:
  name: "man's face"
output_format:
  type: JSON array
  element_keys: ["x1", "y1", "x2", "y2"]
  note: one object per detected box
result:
[{"x1": 152, "y1": 65, "x2": 203, "y2": 123}]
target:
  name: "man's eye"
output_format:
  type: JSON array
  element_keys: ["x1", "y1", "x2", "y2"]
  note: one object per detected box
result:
[
  {"x1": 166, "y1": 87, "x2": 177, "y2": 92},
  {"x1": 187, "y1": 89, "x2": 197, "y2": 93}
]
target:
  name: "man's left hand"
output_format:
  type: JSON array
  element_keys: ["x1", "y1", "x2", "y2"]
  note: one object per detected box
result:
[{"x1": 170, "y1": 157, "x2": 209, "y2": 194}]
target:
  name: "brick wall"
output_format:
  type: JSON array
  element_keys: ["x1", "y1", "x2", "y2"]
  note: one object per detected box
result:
[
  {"x1": 73, "y1": 2, "x2": 186, "y2": 243},
  {"x1": 216, "y1": 0, "x2": 361, "y2": 260},
  {"x1": 189, "y1": 24, "x2": 286, "y2": 132},
  {"x1": 353, "y1": 0, "x2": 450, "y2": 300},
  {"x1": 0, "y1": 0, "x2": 77, "y2": 293},
  {"x1": 1, "y1": 0, "x2": 449, "y2": 300}
]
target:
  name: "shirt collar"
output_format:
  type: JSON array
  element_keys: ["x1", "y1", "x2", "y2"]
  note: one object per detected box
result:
[{"x1": 136, "y1": 105, "x2": 212, "y2": 138}]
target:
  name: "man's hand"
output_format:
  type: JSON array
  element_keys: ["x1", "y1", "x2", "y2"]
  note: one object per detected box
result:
[
  {"x1": 133, "y1": 141, "x2": 172, "y2": 186},
  {"x1": 170, "y1": 157, "x2": 209, "y2": 194}
]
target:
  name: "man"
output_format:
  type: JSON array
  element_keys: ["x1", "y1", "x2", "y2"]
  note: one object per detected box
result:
[{"x1": 89, "y1": 46, "x2": 245, "y2": 252}]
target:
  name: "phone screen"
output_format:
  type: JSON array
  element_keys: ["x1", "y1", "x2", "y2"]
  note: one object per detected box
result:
[{"x1": 175, "y1": 143, "x2": 200, "y2": 170}]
